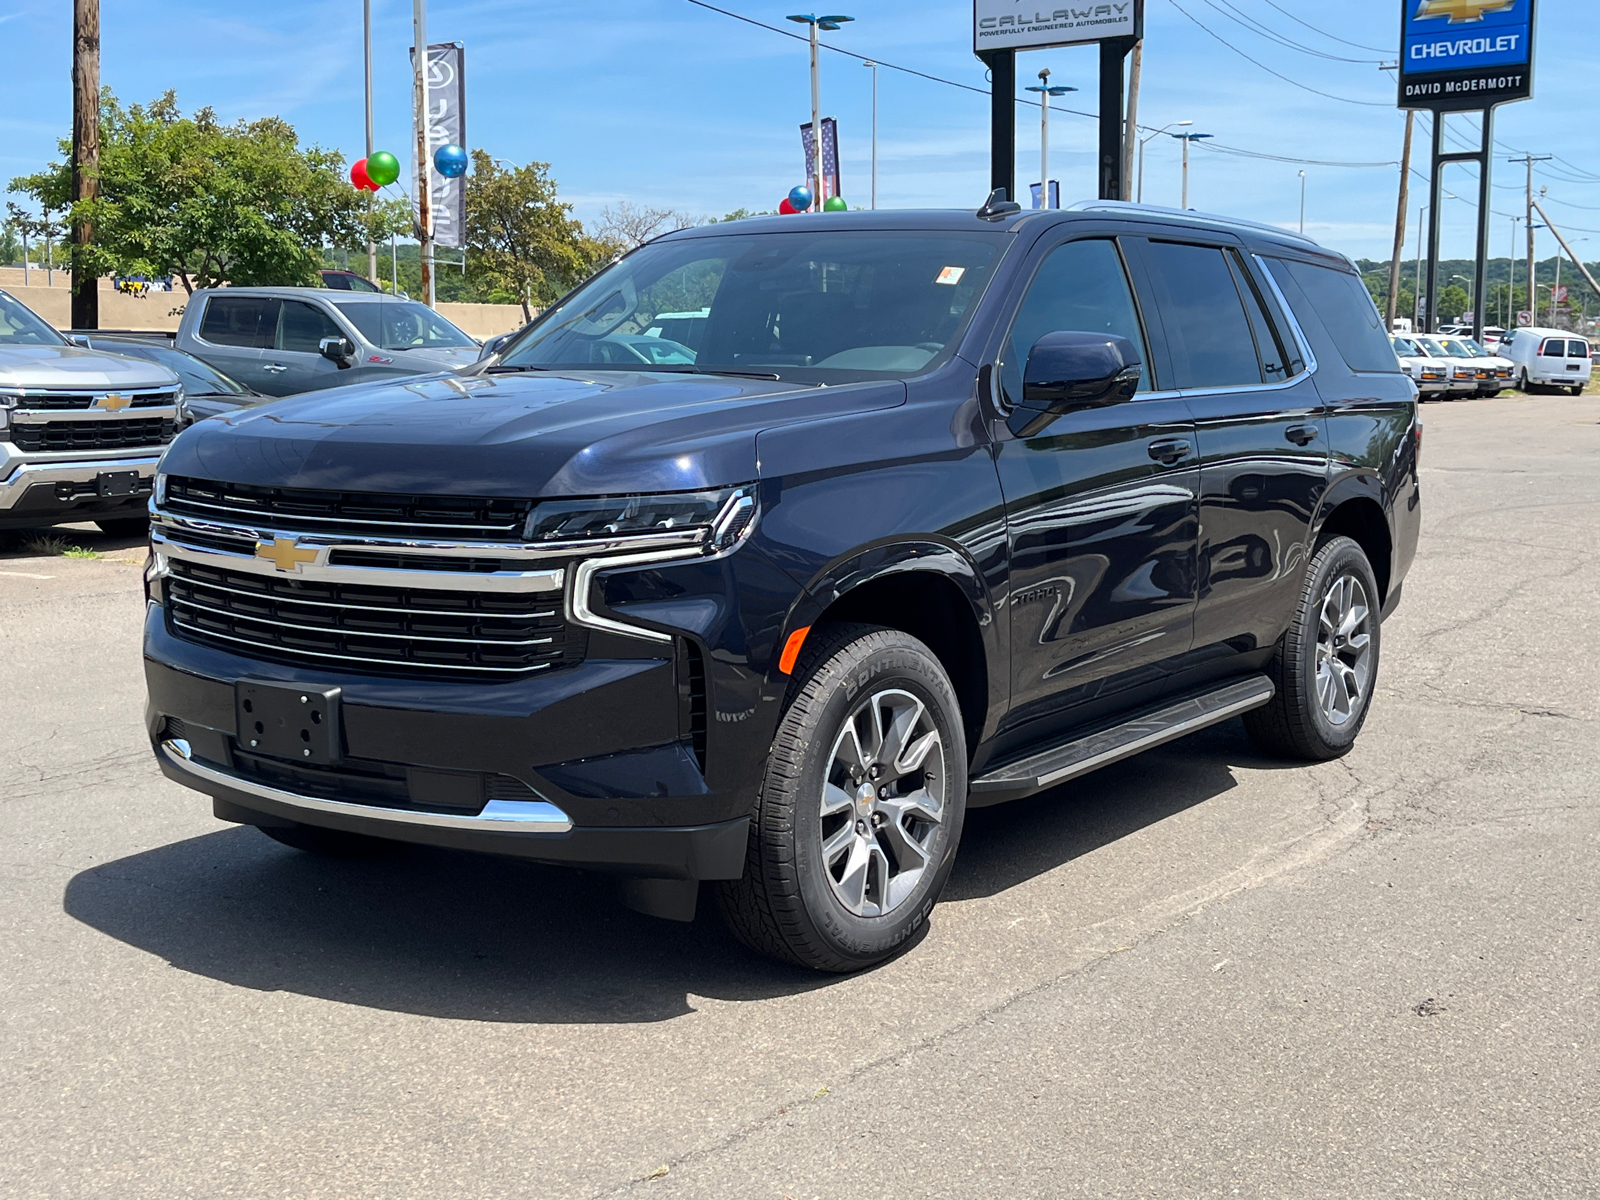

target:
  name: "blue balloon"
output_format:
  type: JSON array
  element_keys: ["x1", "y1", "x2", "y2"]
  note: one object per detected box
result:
[
  {"x1": 788, "y1": 185, "x2": 813, "y2": 212},
  {"x1": 433, "y1": 144, "x2": 469, "y2": 179}
]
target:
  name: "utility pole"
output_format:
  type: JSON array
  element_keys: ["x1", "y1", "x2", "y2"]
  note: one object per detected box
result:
[
  {"x1": 70, "y1": 0, "x2": 99, "y2": 330},
  {"x1": 413, "y1": 0, "x2": 434, "y2": 307},
  {"x1": 1173, "y1": 131, "x2": 1211, "y2": 210},
  {"x1": 1298, "y1": 170, "x2": 1306, "y2": 236},
  {"x1": 863, "y1": 60, "x2": 877, "y2": 209},
  {"x1": 1511, "y1": 155, "x2": 1551, "y2": 327},
  {"x1": 1122, "y1": 39, "x2": 1142, "y2": 193},
  {"x1": 364, "y1": 0, "x2": 376, "y2": 283},
  {"x1": 1386, "y1": 110, "x2": 1415, "y2": 333},
  {"x1": 1507, "y1": 215, "x2": 1519, "y2": 327},
  {"x1": 1414, "y1": 203, "x2": 1426, "y2": 328}
]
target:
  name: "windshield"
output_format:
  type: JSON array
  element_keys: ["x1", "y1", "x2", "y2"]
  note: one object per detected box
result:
[
  {"x1": 1437, "y1": 339, "x2": 1473, "y2": 357},
  {"x1": 497, "y1": 230, "x2": 1003, "y2": 382},
  {"x1": 332, "y1": 299, "x2": 476, "y2": 350},
  {"x1": 102, "y1": 341, "x2": 250, "y2": 395},
  {"x1": 1461, "y1": 339, "x2": 1490, "y2": 357},
  {"x1": 0, "y1": 290, "x2": 66, "y2": 346},
  {"x1": 1416, "y1": 337, "x2": 1451, "y2": 357},
  {"x1": 1392, "y1": 337, "x2": 1420, "y2": 355}
]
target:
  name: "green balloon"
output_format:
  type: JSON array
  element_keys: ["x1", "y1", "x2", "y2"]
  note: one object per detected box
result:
[
  {"x1": 366, "y1": 150, "x2": 401, "y2": 187},
  {"x1": 823, "y1": 195, "x2": 848, "y2": 212}
]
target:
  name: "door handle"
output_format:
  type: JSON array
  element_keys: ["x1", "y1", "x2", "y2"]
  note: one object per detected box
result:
[
  {"x1": 262, "y1": 363, "x2": 288, "y2": 373},
  {"x1": 1147, "y1": 438, "x2": 1192, "y2": 465},
  {"x1": 1284, "y1": 423, "x2": 1319, "y2": 446}
]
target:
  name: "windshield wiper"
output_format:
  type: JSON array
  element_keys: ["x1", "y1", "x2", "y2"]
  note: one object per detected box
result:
[
  {"x1": 643, "y1": 366, "x2": 783, "y2": 381},
  {"x1": 484, "y1": 363, "x2": 554, "y2": 373}
]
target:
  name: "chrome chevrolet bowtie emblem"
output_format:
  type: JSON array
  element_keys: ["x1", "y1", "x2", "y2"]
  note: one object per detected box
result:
[
  {"x1": 93, "y1": 393, "x2": 132, "y2": 411},
  {"x1": 255, "y1": 536, "x2": 319, "y2": 573},
  {"x1": 1414, "y1": 0, "x2": 1515, "y2": 22}
]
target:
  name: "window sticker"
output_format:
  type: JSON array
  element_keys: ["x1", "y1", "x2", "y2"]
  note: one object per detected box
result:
[{"x1": 935, "y1": 266, "x2": 966, "y2": 286}]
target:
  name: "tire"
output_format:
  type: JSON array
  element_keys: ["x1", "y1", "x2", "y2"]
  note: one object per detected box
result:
[
  {"x1": 95, "y1": 516, "x2": 149, "y2": 537},
  {"x1": 1244, "y1": 536, "x2": 1382, "y2": 762},
  {"x1": 717, "y1": 624, "x2": 968, "y2": 973},
  {"x1": 257, "y1": 821, "x2": 400, "y2": 858},
  {"x1": 1573, "y1": 386, "x2": 1587, "y2": 397}
]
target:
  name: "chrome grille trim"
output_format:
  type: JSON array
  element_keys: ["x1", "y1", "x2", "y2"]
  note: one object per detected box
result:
[
  {"x1": 10, "y1": 406, "x2": 179, "y2": 423},
  {"x1": 167, "y1": 598, "x2": 558, "y2": 647},
  {"x1": 159, "y1": 571, "x2": 557, "y2": 620},
  {"x1": 166, "y1": 621, "x2": 559, "y2": 675},
  {"x1": 0, "y1": 385, "x2": 181, "y2": 411}
]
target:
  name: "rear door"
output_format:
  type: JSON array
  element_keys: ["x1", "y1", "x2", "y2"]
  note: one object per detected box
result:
[
  {"x1": 1127, "y1": 237, "x2": 1328, "y2": 667},
  {"x1": 992, "y1": 235, "x2": 1199, "y2": 742},
  {"x1": 193, "y1": 295, "x2": 278, "y2": 390},
  {"x1": 261, "y1": 298, "x2": 352, "y2": 395}
]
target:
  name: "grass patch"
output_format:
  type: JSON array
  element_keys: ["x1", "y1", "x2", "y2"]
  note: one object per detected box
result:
[{"x1": 21, "y1": 534, "x2": 99, "y2": 559}]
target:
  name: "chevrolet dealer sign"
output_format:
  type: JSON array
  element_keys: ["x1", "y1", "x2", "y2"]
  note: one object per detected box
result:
[{"x1": 1399, "y1": 0, "x2": 1535, "y2": 110}]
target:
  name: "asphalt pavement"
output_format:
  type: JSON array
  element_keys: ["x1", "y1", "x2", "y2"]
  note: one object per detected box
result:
[{"x1": 1, "y1": 390, "x2": 1596, "y2": 1198}]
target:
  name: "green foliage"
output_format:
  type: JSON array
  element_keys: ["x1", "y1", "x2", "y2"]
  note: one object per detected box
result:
[
  {"x1": 8, "y1": 90, "x2": 367, "y2": 292},
  {"x1": 1436, "y1": 284, "x2": 1471, "y2": 321}
]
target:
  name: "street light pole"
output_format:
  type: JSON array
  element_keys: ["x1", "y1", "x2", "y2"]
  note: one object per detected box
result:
[
  {"x1": 1299, "y1": 170, "x2": 1306, "y2": 236},
  {"x1": 1024, "y1": 69, "x2": 1076, "y2": 209},
  {"x1": 413, "y1": 0, "x2": 434, "y2": 306},
  {"x1": 1172, "y1": 131, "x2": 1212, "y2": 210},
  {"x1": 863, "y1": 60, "x2": 877, "y2": 209},
  {"x1": 787, "y1": 14, "x2": 853, "y2": 208},
  {"x1": 1137, "y1": 121, "x2": 1190, "y2": 204},
  {"x1": 364, "y1": 0, "x2": 376, "y2": 284}
]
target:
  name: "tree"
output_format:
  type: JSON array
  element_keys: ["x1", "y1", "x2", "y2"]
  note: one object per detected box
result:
[
  {"x1": 1436, "y1": 284, "x2": 1471, "y2": 322},
  {"x1": 463, "y1": 150, "x2": 605, "y2": 320},
  {"x1": 591, "y1": 202, "x2": 698, "y2": 253},
  {"x1": 9, "y1": 90, "x2": 367, "y2": 292}
]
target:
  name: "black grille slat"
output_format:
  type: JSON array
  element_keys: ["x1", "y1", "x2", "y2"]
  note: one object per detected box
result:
[
  {"x1": 164, "y1": 476, "x2": 532, "y2": 542},
  {"x1": 164, "y1": 559, "x2": 578, "y2": 680},
  {"x1": 11, "y1": 417, "x2": 174, "y2": 452},
  {"x1": 15, "y1": 390, "x2": 178, "y2": 411}
]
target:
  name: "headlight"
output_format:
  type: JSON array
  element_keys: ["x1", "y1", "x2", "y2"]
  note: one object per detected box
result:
[
  {"x1": 0, "y1": 388, "x2": 18, "y2": 429},
  {"x1": 173, "y1": 386, "x2": 192, "y2": 428},
  {"x1": 525, "y1": 485, "x2": 757, "y2": 551},
  {"x1": 153, "y1": 472, "x2": 169, "y2": 505}
]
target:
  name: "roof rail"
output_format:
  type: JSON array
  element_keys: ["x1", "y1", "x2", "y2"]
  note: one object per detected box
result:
[{"x1": 1065, "y1": 199, "x2": 1323, "y2": 249}]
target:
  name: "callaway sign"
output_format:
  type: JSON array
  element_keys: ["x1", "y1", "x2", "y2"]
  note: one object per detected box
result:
[
  {"x1": 974, "y1": 0, "x2": 1138, "y2": 52},
  {"x1": 1399, "y1": 0, "x2": 1534, "y2": 111}
]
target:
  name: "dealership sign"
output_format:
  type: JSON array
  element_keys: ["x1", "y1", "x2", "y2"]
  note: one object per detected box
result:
[
  {"x1": 1399, "y1": 0, "x2": 1534, "y2": 110},
  {"x1": 974, "y1": 0, "x2": 1139, "y2": 53}
]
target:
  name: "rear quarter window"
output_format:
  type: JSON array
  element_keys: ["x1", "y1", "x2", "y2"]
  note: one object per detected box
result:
[{"x1": 1267, "y1": 258, "x2": 1400, "y2": 374}]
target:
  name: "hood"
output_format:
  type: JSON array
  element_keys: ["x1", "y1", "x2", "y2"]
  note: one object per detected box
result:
[
  {"x1": 0, "y1": 344, "x2": 181, "y2": 390},
  {"x1": 389, "y1": 345, "x2": 481, "y2": 371},
  {"x1": 161, "y1": 369, "x2": 906, "y2": 499}
]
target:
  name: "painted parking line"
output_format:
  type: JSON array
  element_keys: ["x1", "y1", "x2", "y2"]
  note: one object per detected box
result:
[{"x1": 0, "y1": 570, "x2": 56, "y2": 579}]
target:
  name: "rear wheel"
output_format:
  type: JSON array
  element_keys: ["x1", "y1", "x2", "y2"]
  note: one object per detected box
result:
[
  {"x1": 718, "y1": 624, "x2": 967, "y2": 972},
  {"x1": 257, "y1": 821, "x2": 400, "y2": 858},
  {"x1": 95, "y1": 516, "x2": 149, "y2": 537},
  {"x1": 1245, "y1": 536, "x2": 1381, "y2": 762},
  {"x1": 1573, "y1": 385, "x2": 1587, "y2": 397}
]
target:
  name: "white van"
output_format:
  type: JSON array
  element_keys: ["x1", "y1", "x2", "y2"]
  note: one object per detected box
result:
[{"x1": 1502, "y1": 327, "x2": 1593, "y2": 395}]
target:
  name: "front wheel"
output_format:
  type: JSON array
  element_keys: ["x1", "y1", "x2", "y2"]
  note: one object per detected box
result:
[
  {"x1": 1245, "y1": 536, "x2": 1382, "y2": 761},
  {"x1": 718, "y1": 624, "x2": 968, "y2": 972}
]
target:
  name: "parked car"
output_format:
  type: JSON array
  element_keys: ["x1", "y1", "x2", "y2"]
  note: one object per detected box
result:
[
  {"x1": 69, "y1": 334, "x2": 270, "y2": 424},
  {"x1": 1448, "y1": 336, "x2": 1515, "y2": 397},
  {"x1": 318, "y1": 269, "x2": 384, "y2": 293},
  {"x1": 1500, "y1": 327, "x2": 1593, "y2": 395},
  {"x1": 1390, "y1": 335, "x2": 1450, "y2": 401},
  {"x1": 175, "y1": 288, "x2": 481, "y2": 397},
  {"x1": 0, "y1": 289, "x2": 185, "y2": 535},
  {"x1": 144, "y1": 202, "x2": 1420, "y2": 972},
  {"x1": 1413, "y1": 335, "x2": 1482, "y2": 398}
]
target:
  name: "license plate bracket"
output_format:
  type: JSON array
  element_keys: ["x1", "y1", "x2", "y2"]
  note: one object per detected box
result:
[
  {"x1": 235, "y1": 681, "x2": 342, "y2": 765},
  {"x1": 97, "y1": 470, "x2": 140, "y2": 497}
]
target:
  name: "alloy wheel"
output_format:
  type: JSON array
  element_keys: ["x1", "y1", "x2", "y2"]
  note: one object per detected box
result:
[
  {"x1": 819, "y1": 688, "x2": 947, "y2": 918},
  {"x1": 1315, "y1": 573, "x2": 1374, "y2": 726}
]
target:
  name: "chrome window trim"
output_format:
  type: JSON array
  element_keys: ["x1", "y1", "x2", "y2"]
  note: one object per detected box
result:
[
  {"x1": 159, "y1": 738, "x2": 574, "y2": 833},
  {"x1": 1252, "y1": 253, "x2": 1320, "y2": 378}
]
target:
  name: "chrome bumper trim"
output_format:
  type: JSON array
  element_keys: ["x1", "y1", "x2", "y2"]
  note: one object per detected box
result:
[
  {"x1": 159, "y1": 738, "x2": 574, "y2": 834},
  {"x1": 0, "y1": 454, "x2": 161, "y2": 510}
]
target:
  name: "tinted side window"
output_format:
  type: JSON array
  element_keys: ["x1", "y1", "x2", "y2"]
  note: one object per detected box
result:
[
  {"x1": 200, "y1": 296, "x2": 279, "y2": 348},
  {"x1": 1538, "y1": 339, "x2": 1563, "y2": 357},
  {"x1": 1139, "y1": 241, "x2": 1263, "y2": 389},
  {"x1": 1001, "y1": 238, "x2": 1150, "y2": 405},
  {"x1": 1269, "y1": 259, "x2": 1398, "y2": 374},
  {"x1": 278, "y1": 300, "x2": 345, "y2": 353},
  {"x1": 1569, "y1": 340, "x2": 1590, "y2": 358}
]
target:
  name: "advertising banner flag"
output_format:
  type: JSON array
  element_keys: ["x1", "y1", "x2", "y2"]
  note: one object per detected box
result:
[
  {"x1": 410, "y1": 42, "x2": 466, "y2": 248},
  {"x1": 800, "y1": 118, "x2": 841, "y2": 202},
  {"x1": 1399, "y1": 0, "x2": 1534, "y2": 111}
]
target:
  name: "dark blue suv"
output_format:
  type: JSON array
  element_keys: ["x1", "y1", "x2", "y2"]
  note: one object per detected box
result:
[{"x1": 143, "y1": 202, "x2": 1420, "y2": 972}]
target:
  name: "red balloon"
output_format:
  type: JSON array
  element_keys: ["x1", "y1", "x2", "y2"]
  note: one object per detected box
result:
[
  {"x1": 778, "y1": 197, "x2": 798, "y2": 214},
  {"x1": 350, "y1": 158, "x2": 377, "y2": 192}
]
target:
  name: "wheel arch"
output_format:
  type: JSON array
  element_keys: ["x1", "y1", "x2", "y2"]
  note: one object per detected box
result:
[{"x1": 1314, "y1": 487, "x2": 1393, "y2": 603}]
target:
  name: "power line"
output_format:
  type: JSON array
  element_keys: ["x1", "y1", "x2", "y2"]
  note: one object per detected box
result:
[
  {"x1": 1256, "y1": 0, "x2": 1392, "y2": 54},
  {"x1": 1164, "y1": 0, "x2": 1391, "y2": 107},
  {"x1": 1200, "y1": 0, "x2": 1387, "y2": 64}
]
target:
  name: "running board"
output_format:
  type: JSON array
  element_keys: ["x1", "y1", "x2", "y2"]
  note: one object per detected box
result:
[{"x1": 969, "y1": 674, "x2": 1275, "y2": 805}]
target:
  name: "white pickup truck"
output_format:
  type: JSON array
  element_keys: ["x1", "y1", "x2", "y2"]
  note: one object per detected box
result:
[{"x1": 0, "y1": 289, "x2": 182, "y2": 534}]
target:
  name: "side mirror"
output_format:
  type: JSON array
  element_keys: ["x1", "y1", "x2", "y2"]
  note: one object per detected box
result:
[
  {"x1": 1009, "y1": 332, "x2": 1142, "y2": 438},
  {"x1": 319, "y1": 336, "x2": 355, "y2": 367}
]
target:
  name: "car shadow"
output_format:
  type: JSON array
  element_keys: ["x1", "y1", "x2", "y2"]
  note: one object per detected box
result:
[{"x1": 64, "y1": 718, "x2": 1288, "y2": 1023}]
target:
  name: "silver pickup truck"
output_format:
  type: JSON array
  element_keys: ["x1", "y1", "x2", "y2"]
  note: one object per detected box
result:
[{"x1": 0, "y1": 289, "x2": 182, "y2": 535}]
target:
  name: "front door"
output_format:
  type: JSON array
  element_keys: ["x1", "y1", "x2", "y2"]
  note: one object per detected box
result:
[
  {"x1": 992, "y1": 236, "x2": 1199, "y2": 742},
  {"x1": 1127, "y1": 238, "x2": 1328, "y2": 662},
  {"x1": 260, "y1": 299, "x2": 352, "y2": 395}
]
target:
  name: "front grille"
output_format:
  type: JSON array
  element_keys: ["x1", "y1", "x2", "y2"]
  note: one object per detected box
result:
[
  {"x1": 164, "y1": 475, "x2": 534, "y2": 542},
  {"x1": 14, "y1": 389, "x2": 178, "y2": 411},
  {"x1": 9, "y1": 417, "x2": 175, "y2": 452},
  {"x1": 164, "y1": 558, "x2": 580, "y2": 679}
]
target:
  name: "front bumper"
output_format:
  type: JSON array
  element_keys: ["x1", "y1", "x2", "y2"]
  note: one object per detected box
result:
[{"x1": 0, "y1": 451, "x2": 160, "y2": 525}]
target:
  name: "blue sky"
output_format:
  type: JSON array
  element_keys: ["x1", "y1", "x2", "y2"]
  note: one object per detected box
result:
[{"x1": 3, "y1": 0, "x2": 1597, "y2": 264}]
